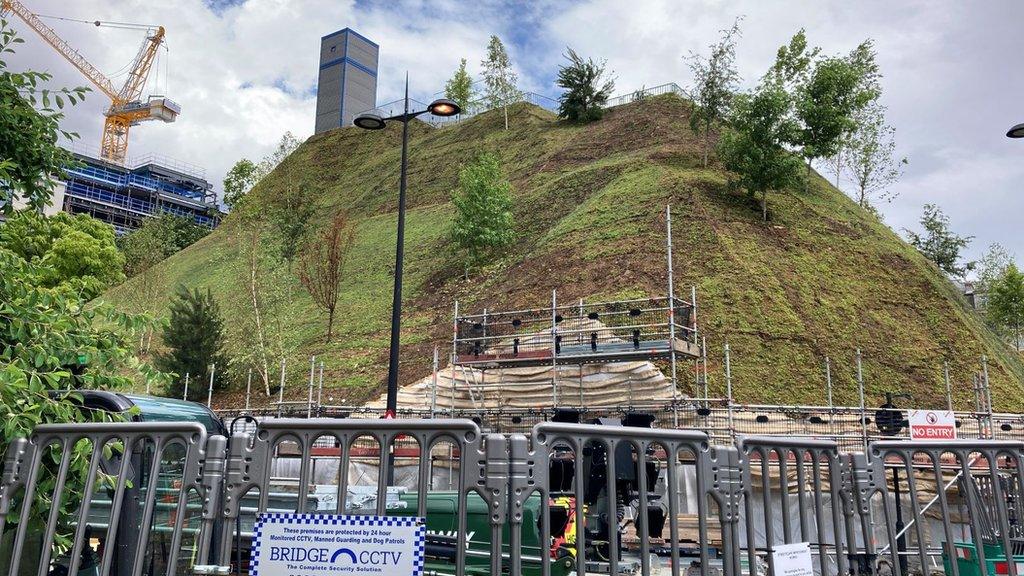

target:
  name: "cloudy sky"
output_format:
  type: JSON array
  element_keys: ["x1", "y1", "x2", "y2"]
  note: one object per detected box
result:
[{"x1": 6, "y1": 0, "x2": 1022, "y2": 265}]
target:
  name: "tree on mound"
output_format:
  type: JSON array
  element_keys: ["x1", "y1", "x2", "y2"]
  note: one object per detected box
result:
[
  {"x1": 905, "y1": 204, "x2": 974, "y2": 279},
  {"x1": 444, "y1": 58, "x2": 474, "y2": 114},
  {"x1": 481, "y1": 35, "x2": 521, "y2": 130},
  {"x1": 451, "y1": 153, "x2": 515, "y2": 270},
  {"x1": 988, "y1": 264, "x2": 1024, "y2": 351},
  {"x1": 119, "y1": 212, "x2": 210, "y2": 277},
  {"x1": 718, "y1": 81, "x2": 803, "y2": 221},
  {"x1": 556, "y1": 48, "x2": 615, "y2": 123},
  {"x1": 686, "y1": 17, "x2": 742, "y2": 167},
  {"x1": 298, "y1": 211, "x2": 356, "y2": 341},
  {"x1": 156, "y1": 285, "x2": 230, "y2": 400}
]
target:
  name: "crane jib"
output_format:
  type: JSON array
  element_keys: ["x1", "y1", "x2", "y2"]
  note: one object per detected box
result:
[{"x1": 2, "y1": 0, "x2": 179, "y2": 163}]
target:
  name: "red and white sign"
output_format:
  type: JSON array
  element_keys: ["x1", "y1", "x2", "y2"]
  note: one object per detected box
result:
[{"x1": 908, "y1": 410, "x2": 956, "y2": 440}]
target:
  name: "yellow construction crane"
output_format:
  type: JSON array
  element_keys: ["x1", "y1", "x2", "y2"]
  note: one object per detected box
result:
[{"x1": 0, "y1": 0, "x2": 179, "y2": 163}]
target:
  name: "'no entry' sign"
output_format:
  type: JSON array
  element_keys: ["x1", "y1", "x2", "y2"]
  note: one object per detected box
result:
[{"x1": 908, "y1": 410, "x2": 957, "y2": 440}]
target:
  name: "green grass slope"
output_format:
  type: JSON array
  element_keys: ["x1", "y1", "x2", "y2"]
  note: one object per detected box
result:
[{"x1": 103, "y1": 95, "x2": 1024, "y2": 410}]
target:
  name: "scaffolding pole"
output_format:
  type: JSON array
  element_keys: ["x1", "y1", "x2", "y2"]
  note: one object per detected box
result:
[
  {"x1": 666, "y1": 205, "x2": 679, "y2": 427},
  {"x1": 825, "y1": 356, "x2": 833, "y2": 409},
  {"x1": 701, "y1": 336, "x2": 709, "y2": 406},
  {"x1": 245, "y1": 368, "x2": 252, "y2": 411},
  {"x1": 207, "y1": 364, "x2": 215, "y2": 408},
  {"x1": 724, "y1": 341, "x2": 734, "y2": 434},
  {"x1": 452, "y1": 301, "x2": 459, "y2": 367},
  {"x1": 982, "y1": 355, "x2": 993, "y2": 438},
  {"x1": 551, "y1": 289, "x2": 558, "y2": 406},
  {"x1": 856, "y1": 349, "x2": 867, "y2": 451},
  {"x1": 430, "y1": 346, "x2": 439, "y2": 418},
  {"x1": 277, "y1": 358, "x2": 286, "y2": 417},
  {"x1": 944, "y1": 360, "x2": 953, "y2": 412},
  {"x1": 307, "y1": 355, "x2": 316, "y2": 418},
  {"x1": 317, "y1": 362, "x2": 324, "y2": 415}
]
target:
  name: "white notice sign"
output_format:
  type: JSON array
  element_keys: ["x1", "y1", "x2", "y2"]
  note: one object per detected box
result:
[
  {"x1": 908, "y1": 409, "x2": 957, "y2": 440},
  {"x1": 252, "y1": 513, "x2": 425, "y2": 576},
  {"x1": 771, "y1": 542, "x2": 814, "y2": 576}
]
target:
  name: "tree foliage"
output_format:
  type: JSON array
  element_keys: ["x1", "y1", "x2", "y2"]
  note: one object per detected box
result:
[
  {"x1": 905, "y1": 204, "x2": 974, "y2": 279},
  {"x1": 222, "y1": 132, "x2": 302, "y2": 210},
  {"x1": 556, "y1": 48, "x2": 615, "y2": 123},
  {"x1": 0, "y1": 20, "x2": 89, "y2": 214},
  {"x1": 231, "y1": 201, "x2": 294, "y2": 396},
  {"x1": 154, "y1": 285, "x2": 230, "y2": 400},
  {"x1": 481, "y1": 35, "x2": 521, "y2": 130},
  {"x1": 269, "y1": 181, "x2": 317, "y2": 267},
  {"x1": 222, "y1": 158, "x2": 259, "y2": 210},
  {"x1": 766, "y1": 30, "x2": 880, "y2": 190},
  {"x1": 793, "y1": 43, "x2": 879, "y2": 163},
  {"x1": 0, "y1": 210, "x2": 124, "y2": 298},
  {"x1": 0, "y1": 29, "x2": 163, "y2": 555},
  {"x1": 0, "y1": 249, "x2": 167, "y2": 554},
  {"x1": 119, "y1": 212, "x2": 210, "y2": 277},
  {"x1": 841, "y1": 103, "x2": 906, "y2": 208},
  {"x1": 685, "y1": 17, "x2": 742, "y2": 167},
  {"x1": 976, "y1": 243, "x2": 1014, "y2": 297},
  {"x1": 444, "y1": 58, "x2": 474, "y2": 114},
  {"x1": 298, "y1": 212, "x2": 356, "y2": 341},
  {"x1": 718, "y1": 83, "x2": 803, "y2": 221},
  {"x1": 988, "y1": 264, "x2": 1024, "y2": 351},
  {"x1": 451, "y1": 153, "x2": 515, "y2": 267}
]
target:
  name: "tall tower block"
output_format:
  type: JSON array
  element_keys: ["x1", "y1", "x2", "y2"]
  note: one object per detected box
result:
[{"x1": 315, "y1": 28, "x2": 378, "y2": 134}]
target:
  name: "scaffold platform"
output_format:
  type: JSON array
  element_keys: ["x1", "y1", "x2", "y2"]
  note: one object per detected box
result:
[{"x1": 452, "y1": 295, "x2": 700, "y2": 369}]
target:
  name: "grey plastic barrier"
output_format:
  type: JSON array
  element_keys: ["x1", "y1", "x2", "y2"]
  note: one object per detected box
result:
[
  {"x1": 0, "y1": 421, "x2": 222, "y2": 576},
  {"x1": 212, "y1": 418, "x2": 492, "y2": 576},
  {"x1": 736, "y1": 436, "x2": 848, "y2": 576},
  {"x1": 523, "y1": 422, "x2": 725, "y2": 576},
  {"x1": 865, "y1": 439, "x2": 1024, "y2": 576}
]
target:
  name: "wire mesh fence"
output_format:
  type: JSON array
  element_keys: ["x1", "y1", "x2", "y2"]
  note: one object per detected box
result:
[{"x1": 221, "y1": 400, "x2": 1024, "y2": 454}]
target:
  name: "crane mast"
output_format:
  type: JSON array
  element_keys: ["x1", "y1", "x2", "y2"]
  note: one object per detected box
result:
[{"x1": 1, "y1": 0, "x2": 179, "y2": 163}]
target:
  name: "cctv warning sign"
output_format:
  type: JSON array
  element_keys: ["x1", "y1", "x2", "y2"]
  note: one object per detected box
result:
[{"x1": 908, "y1": 410, "x2": 956, "y2": 440}]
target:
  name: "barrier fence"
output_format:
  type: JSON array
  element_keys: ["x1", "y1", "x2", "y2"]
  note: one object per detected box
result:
[{"x1": 3, "y1": 418, "x2": 1024, "y2": 576}]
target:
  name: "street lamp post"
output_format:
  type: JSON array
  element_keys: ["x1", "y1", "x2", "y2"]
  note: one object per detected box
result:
[
  {"x1": 354, "y1": 75, "x2": 460, "y2": 420},
  {"x1": 1008, "y1": 123, "x2": 1024, "y2": 138}
]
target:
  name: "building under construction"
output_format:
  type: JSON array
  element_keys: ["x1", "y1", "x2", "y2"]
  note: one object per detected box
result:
[{"x1": 58, "y1": 151, "x2": 218, "y2": 235}]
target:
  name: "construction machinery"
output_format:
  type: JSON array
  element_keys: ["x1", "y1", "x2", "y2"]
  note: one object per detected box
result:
[{"x1": 0, "y1": 1, "x2": 179, "y2": 163}]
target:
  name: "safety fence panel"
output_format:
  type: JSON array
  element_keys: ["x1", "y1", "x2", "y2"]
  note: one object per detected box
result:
[
  {"x1": 863, "y1": 440, "x2": 1024, "y2": 576},
  {"x1": 523, "y1": 422, "x2": 729, "y2": 576},
  {"x1": 736, "y1": 436, "x2": 848, "y2": 576},
  {"x1": 4, "y1": 418, "x2": 1024, "y2": 576},
  {"x1": 212, "y1": 418, "x2": 497, "y2": 576},
  {"x1": 0, "y1": 421, "x2": 221, "y2": 576}
]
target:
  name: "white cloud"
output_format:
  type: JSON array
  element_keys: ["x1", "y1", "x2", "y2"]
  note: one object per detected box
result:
[{"x1": 5, "y1": 0, "x2": 1023, "y2": 261}]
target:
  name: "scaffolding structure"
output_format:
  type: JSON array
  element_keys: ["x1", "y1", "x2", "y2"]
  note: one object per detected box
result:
[{"x1": 449, "y1": 206, "x2": 699, "y2": 412}]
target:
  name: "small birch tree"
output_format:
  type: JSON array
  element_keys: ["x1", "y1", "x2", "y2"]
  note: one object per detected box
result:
[
  {"x1": 843, "y1": 104, "x2": 906, "y2": 208},
  {"x1": 481, "y1": 35, "x2": 521, "y2": 130},
  {"x1": 685, "y1": 18, "x2": 742, "y2": 167}
]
